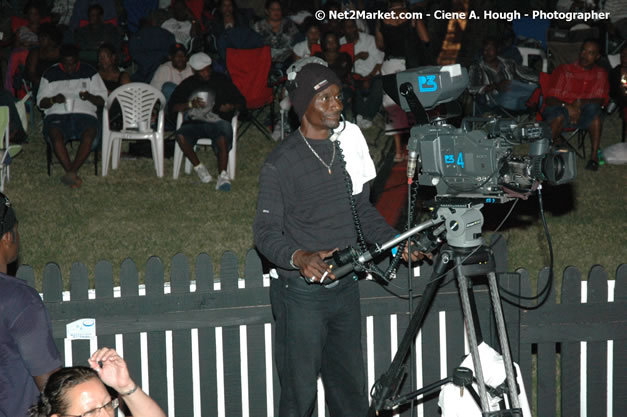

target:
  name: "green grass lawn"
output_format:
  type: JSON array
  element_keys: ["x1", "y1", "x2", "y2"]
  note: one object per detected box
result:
[{"x1": 9, "y1": 111, "x2": 626, "y2": 290}]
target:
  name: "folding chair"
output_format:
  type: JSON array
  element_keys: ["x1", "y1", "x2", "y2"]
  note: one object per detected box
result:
[
  {"x1": 172, "y1": 111, "x2": 239, "y2": 180},
  {"x1": 102, "y1": 83, "x2": 166, "y2": 177},
  {"x1": 517, "y1": 46, "x2": 548, "y2": 72},
  {"x1": 532, "y1": 72, "x2": 587, "y2": 159},
  {"x1": 226, "y1": 46, "x2": 274, "y2": 141},
  {"x1": 0, "y1": 106, "x2": 22, "y2": 192}
]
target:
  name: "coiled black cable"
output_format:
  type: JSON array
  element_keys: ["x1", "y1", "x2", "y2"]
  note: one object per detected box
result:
[{"x1": 335, "y1": 140, "x2": 421, "y2": 283}]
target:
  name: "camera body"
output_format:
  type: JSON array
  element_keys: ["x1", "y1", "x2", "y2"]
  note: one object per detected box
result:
[
  {"x1": 414, "y1": 120, "x2": 577, "y2": 197},
  {"x1": 383, "y1": 64, "x2": 576, "y2": 199}
]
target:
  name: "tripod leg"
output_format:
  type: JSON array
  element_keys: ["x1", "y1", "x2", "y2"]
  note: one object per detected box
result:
[
  {"x1": 486, "y1": 271, "x2": 521, "y2": 409},
  {"x1": 455, "y1": 266, "x2": 491, "y2": 412},
  {"x1": 368, "y1": 250, "x2": 453, "y2": 415}
]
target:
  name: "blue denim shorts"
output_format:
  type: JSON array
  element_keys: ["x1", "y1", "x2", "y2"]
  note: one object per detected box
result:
[
  {"x1": 542, "y1": 102, "x2": 602, "y2": 130},
  {"x1": 43, "y1": 113, "x2": 99, "y2": 145},
  {"x1": 176, "y1": 119, "x2": 233, "y2": 152}
]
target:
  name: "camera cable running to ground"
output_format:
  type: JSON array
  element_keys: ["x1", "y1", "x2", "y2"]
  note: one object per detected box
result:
[{"x1": 498, "y1": 184, "x2": 555, "y2": 310}]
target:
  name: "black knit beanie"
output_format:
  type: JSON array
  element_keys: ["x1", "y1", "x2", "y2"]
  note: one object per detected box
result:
[{"x1": 288, "y1": 63, "x2": 341, "y2": 120}]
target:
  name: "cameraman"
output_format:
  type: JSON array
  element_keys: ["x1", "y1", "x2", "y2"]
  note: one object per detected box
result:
[{"x1": 253, "y1": 63, "x2": 423, "y2": 417}]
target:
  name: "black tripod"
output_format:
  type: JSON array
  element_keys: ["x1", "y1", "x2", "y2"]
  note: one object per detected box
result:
[{"x1": 352, "y1": 203, "x2": 523, "y2": 416}]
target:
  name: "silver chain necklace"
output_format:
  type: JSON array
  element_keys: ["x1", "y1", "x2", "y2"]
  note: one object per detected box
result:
[{"x1": 298, "y1": 128, "x2": 335, "y2": 175}]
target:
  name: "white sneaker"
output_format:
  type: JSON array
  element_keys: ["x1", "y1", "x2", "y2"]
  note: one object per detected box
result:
[
  {"x1": 193, "y1": 163, "x2": 212, "y2": 183},
  {"x1": 216, "y1": 170, "x2": 231, "y2": 191}
]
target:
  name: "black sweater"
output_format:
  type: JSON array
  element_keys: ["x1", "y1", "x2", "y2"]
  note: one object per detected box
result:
[{"x1": 253, "y1": 130, "x2": 397, "y2": 279}]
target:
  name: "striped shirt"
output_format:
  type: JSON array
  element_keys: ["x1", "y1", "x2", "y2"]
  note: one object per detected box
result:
[
  {"x1": 253, "y1": 122, "x2": 397, "y2": 279},
  {"x1": 37, "y1": 62, "x2": 107, "y2": 117}
]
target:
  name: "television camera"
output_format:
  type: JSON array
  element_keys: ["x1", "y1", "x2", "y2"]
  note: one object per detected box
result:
[
  {"x1": 383, "y1": 64, "x2": 576, "y2": 200},
  {"x1": 325, "y1": 65, "x2": 576, "y2": 416}
]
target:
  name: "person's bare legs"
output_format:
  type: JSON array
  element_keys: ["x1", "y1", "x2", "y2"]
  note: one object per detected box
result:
[
  {"x1": 588, "y1": 115, "x2": 601, "y2": 163},
  {"x1": 176, "y1": 134, "x2": 200, "y2": 166},
  {"x1": 216, "y1": 136, "x2": 228, "y2": 172},
  {"x1": 49, "y1": 127, "x2": 73, "y2": 172},
  {"x1": 549, "y1": 114, "x2": 565, "y2": 145}
]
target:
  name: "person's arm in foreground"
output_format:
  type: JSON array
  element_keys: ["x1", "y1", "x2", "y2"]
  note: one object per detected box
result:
[{"x1": 88, "y1": 348, "x2": 166, "y2": 417}]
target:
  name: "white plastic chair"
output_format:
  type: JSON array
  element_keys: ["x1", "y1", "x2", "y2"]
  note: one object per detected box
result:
[
  {"x1": 0, "y1": 107, "x2": 21, "y2": 192},
  {"x1": 172, "y1": 111, "x2": 239, "y2": 180},
  {"x1": 0, "y1": 106, "x2": 9, "y2": 192},
  {"x1": 517, "y1": 46, "x2": 548, "y2": 72},
  {"x1": 102, "y1": 82, "x2": 166, "y2": 177}
]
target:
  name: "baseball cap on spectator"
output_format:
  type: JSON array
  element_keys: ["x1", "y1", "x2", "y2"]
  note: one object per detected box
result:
[
  {"x1": 189, "y1": 53, "x2": 212, "y2": 70},
  {"x1": 169, "y1": 43, "x2": 187, "y2": 56}
]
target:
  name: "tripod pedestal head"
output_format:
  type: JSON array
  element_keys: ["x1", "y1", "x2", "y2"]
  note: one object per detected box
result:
[{"x1": 436, "y1": 205, "x2": 484, "y2": 249}]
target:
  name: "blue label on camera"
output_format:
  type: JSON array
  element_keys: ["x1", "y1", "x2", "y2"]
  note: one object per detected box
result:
[
  {"x1": 444, "y1": 152, "x2": 465, "y2": 168},
  {"x1": 418, "y1": 75, "x2": 437, "y2": 92},
  {"x1": 485, "y1": 198, "x2": 496, "y2": 203}
]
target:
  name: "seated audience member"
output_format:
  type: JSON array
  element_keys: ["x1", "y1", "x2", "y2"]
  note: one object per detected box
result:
[
  {"x1": 28, "y1": 348, "x2": 166, "y2": 417},
  {"x1": 468, "y1": 37, "x2": 538, "y2": 113},
  {"x1": 169, "y1": 52, "x2": 245, "y2": 191},
  {"x1": 291, "y1": 17, "x2": 320, "y2": 60},
  {"x1": 123, "y1": 0, "x2": 159, "y2": 34},
  {"x1": 129, "y1": 13, "x2": 176, "y2": 83},
  {"x1": 74, "y1": 4, "x2": 123, "y2": 67},
  {"x1": 68, "y1": 0, "x2": 117, "y2": 30},
  {"x1": 207, "y1": 0, "x2": 251, "y2": 40},
  {"x1": 609, "y1": 44, "x2": 627, "y2": 138},
  {"x1": 542, "y1": 38, "x2": 609, "y2": 171},
  {"x1": 150, "y1": 43, "x2": 193, "y2": 102},
  {"x1": 98, "y1": 43, "x2": 130, "y2": 131},
  {"x1": 161, "y1": 0, "x2": 200, "y2": 46},
  {"x1": 314, "y1": 32, "x2": 353, "y2": 103},
  {"x1": 98, "y1": 43, "x2": 130, "y2": 94},
  {"x1": 37, "y1": 44, "x2": 107, "y2": 188},
  {"x1": 14, "y1": 2, "x2": 43, "y2": 49},
  {"x1": 26, "y1": 23, "x2": 63, "y2": 96},
  {"x1": 0, "y1": 192, "x2": 62, "y2": 417},
  {"x1": 341, "y1": 18, "x2": 384, "y2": 129},
  {"x1": 253, "y1": 0, "x2": 299, "y2": 76}
]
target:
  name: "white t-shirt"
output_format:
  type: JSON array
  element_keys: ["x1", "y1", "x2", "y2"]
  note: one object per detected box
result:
[
  {"x1": 161, "y1": 18, "x2": 192, "y2": 45},
  {"x1": 292, "y1": 40, "x2": 314, "y2": 59},
  {"x1": 150, "y1": 62, "x2": 193, "y2": 91},
  {"x1": 340, "y1": 32, "x2": 384, "y2": 78},
  {"x1": 335, "y1": 121, "x2": 375, "y2": 195}
]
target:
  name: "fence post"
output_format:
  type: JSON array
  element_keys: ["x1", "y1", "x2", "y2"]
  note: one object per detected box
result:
[
  {"x1": 171, "y1": 253, "x2": 194, "y2": 417},
  {"x1": 145, "y1": 256, "x2": 167, "y2": 412},
  {"x1": 194, "y1": 253, "x2": 218, "y2": 416},
  {"x1": 119, "y1": 258, "x2": 142, "y2": 396},
  {"x1": 561, "y1": 266, "x2": 582, "y2": 416},
  {"x1": 94, "y1": 260, "x2": 115, "y2": 351},
  {"x1": 220, "y1": 251, "x2": 243, "y2": 417}
]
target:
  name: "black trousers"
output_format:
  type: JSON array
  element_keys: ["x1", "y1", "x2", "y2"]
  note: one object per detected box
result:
[{"x1": 270, "y1": 276, "x2": 368, "y2": 417}]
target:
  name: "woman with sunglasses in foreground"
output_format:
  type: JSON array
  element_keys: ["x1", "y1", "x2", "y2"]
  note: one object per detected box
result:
[{"x1": 29, "y1": 348, "x2": 166, "y2": 417}]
